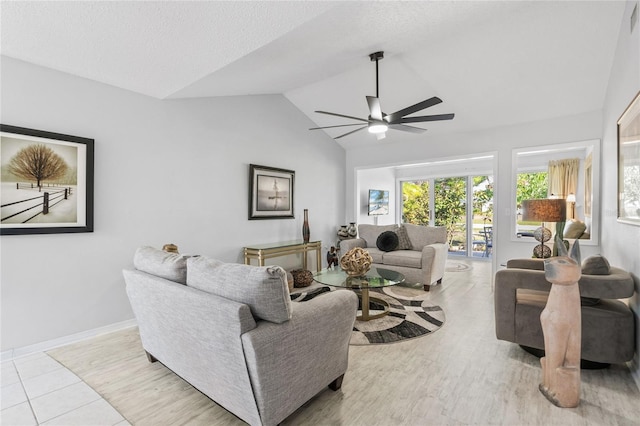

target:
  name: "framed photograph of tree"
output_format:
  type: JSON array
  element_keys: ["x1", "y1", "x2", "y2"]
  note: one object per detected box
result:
[
  {"x1": 617, "y1": 91, "x2": 640, "y2": 226},
  {"x1": 249, "y1": 164, "x2": 294, "y2": 219},
  {"x1": 0, "y1": 124, "x2": 94, "y2": 235}
]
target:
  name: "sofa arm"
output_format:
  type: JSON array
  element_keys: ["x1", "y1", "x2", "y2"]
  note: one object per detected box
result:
[
  {"x1": 494, "y1": 268, "x2": 552, "y2": 342},
  {"x1": 241, "y1": 290, "x2": 358, "y2": 426},
  {"x1": 426, "y1": 243, "x2": 448, "y2": 284},
  {"x1": 506, "y1": 258, "x2": 545, "y2": 270},
  {"x1": 339, "y1": 238, "x2": 366, "y2": 253}
]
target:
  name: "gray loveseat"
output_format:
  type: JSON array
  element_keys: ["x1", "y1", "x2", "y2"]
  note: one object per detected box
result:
[
  {"x1": 340, "y1": 223, "x2": 449, "y2": 291},
  {"x1": 123, "y1": 246, "x2": 358, "y2": 426},
  {"x1": 494, "y1": 257, "x2": 635, "y2": 365}
]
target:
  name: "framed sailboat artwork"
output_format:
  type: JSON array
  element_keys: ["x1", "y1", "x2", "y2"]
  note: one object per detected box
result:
[{"x1": 249, "y1": 164, "x2": 294, "y2": 220}]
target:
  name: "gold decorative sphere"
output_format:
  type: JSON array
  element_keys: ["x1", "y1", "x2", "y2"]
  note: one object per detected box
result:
[{"x1": 340, "y1": 247, "x2": 372, "y2": 277}]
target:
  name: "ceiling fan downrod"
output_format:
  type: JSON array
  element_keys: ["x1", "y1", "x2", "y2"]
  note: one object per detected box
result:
[{"x1": 369, "y1": 51, "x2": 384, "y2": 98}]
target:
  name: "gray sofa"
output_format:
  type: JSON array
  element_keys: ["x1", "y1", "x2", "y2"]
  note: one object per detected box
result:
[
  {"x1": 123, "y1": 246, "x2": 358, "y2": 426},
  {"x1": 494, "y1": 257, "x2": 635, "y2": 365},
  {"x1": 340, "y1": 223, "x2": 449, "y2": 291}
]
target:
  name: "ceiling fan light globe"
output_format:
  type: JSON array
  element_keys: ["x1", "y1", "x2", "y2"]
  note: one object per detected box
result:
[{"x1": 368, "y1": 123, "x2": 388, "y2": 134}]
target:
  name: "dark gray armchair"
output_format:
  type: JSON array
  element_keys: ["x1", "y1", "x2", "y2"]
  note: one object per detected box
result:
[{"x1": 494, "y1": 258, "x2": 635, "y2": 365}]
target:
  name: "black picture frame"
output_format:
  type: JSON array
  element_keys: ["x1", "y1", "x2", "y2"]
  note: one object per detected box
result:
[
  {"x1": 617, "y1": 91, "x2": 640, "y2": 226},
  {"x1": 0, "y1": 124, "x2": 94, "y2": 235},
  {"x1": 249, "y1": 164, "x2": 294, "y2": 220}
]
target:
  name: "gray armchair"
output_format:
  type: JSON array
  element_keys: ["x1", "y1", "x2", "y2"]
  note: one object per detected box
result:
[{"x1": 494, "y1": 258, "x2": 635, "y2": 365}]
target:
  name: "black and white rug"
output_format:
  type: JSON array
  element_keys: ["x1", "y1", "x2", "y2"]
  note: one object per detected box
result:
[
  {"x1": 291, "y1": 285, "x2": 445, "y2": 345},
  {"x1": 445, "y1": 261, "x2": 471, "y2": 272}
]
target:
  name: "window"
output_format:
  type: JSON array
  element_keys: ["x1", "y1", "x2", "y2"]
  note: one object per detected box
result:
[
  {"x1": 515, "y1": 171, "x2": 548, "y2": 236},
  {"x1": 511, "y1": 140, "x2": 600, "y2": 244}
]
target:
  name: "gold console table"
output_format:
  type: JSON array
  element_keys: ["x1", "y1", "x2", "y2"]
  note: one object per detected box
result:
[{"x1": 243, "y1": 240, "x2": 322, "y2": 272}]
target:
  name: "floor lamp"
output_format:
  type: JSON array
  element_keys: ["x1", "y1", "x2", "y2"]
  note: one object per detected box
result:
[{"x1": 521, "y1": 199, "x2": 567, "y2": 258}]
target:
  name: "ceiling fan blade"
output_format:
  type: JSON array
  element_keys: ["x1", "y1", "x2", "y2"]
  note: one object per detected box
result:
[
  {"x1": 335, "y1": 126, "x2": 368, "y2": 140},
  {"x1": 376, "y1": 132, "x2": 386, "y2": 141},
  {"x1": 400, "y1": 113, "x2": 455, "y2": 124},
  {"x1": 386, "y1": 97, "x2": 443, "y2": 123},
  {"x1": 315, "y1": 110, "x2": 369, "y2": 123},
  {"x1": 389, "y1": 124, "x2": 427, "y2": 134},
  {"x1": 309, "y1": 123, "x2": 369, "y2": 130},
  {"x1": 366, "y1": 96, "x2": 383, "y2": 121}
]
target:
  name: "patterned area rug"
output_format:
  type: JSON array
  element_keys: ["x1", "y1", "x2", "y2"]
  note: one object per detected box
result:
[
  {"x1": 291, "y1": 286, "x2": 445, "y2": 345},
  {"x1": 445, "y1": 261, "x2": 471, "y2": 272}
]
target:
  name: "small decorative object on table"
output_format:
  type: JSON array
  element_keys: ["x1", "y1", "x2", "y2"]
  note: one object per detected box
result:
[
  {"x1": 337, "y1": 225, "x2": 349, "y2": 239},
  {"x1": 291, "y1": 269, "x2": 314, "y2": 288},
  {"x1": 340, "y1": 247, "x2": 373, "y2": 277},
  {"x1": 327, "y1": 246, "x2": 339, "y2": 269},
  {"x1": 302, "y1": 209, "x2": 310, "y2": 243},
  {"x1": 162, "y1": 243, "x2": 179, "y2": 253}
]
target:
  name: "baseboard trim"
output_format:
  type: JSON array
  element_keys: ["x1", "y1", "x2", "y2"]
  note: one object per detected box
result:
[{"x1": 1, "y1": 319, "x2": 138, "y2": 362}]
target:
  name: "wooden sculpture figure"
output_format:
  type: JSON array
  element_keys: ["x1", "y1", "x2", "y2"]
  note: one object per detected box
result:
[
  {"x1": 540, "y1": 238, "x2": 582, "y2": 407},
  {"x1": 327, "y1": 246, "x2": 339, "y2": 269}
]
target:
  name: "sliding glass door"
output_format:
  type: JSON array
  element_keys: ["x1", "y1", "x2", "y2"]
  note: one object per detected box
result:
[
  {"x1": 434, "y1": 177, "x2": 467, "y2": 254},
  {"x1": 402, "y1": 175, "x2": 493, "y2": 258}
]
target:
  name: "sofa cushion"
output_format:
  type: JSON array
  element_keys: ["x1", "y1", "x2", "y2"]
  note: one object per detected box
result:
[
  {"x1": 358, "y1": 224, "x2": 398, "y2": 248},
  {"x1": 403, "y1": 223, "x2": 447, "y2": 250},
  {"x1": 382, "y1": 250, "x2": 422, "y2": 268},
  {"x1": 564, "y1": 220, "x2": 587, "y2": 239},
  {"x1": 395, "y1": 225, "x2": 413, "y2": 250},
  {"x1": 582, "y1": 255, "x2": 611, "y2": 275},
  {"x1": 134, "y1": 246, "x2": 189, "y2": 284},
  {"x1": 365, "y1": 247, "x2": 385, "y2": 264},
  {"x1": 376, "y1": 231, "x2": 399, "y2": 252},
  {"x1": 187, "y1": 256, "x2": 292, "y2": 324}
]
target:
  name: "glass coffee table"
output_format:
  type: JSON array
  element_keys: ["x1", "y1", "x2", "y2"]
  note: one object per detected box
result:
[{"x1": 314, "y1": 268, "x2": 405, "y2": 321}]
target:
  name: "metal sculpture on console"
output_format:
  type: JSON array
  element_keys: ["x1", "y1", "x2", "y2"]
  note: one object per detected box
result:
[
  {"x1": 540, "y1": 238, "x2": 582, "y2": 407},
  {"x1": 521, "y1": 199, "x2": 566, "y2": 258}
]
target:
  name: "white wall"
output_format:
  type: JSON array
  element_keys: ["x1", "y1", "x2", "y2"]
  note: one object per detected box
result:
[
  {"x1": 0, "y1": 57, "x2": 345, "y2": 352},
  {"x1": 600, "y1": 0, "x2": 640, "y2": 387}
]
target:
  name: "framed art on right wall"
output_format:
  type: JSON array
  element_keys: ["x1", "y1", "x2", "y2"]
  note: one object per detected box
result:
[{"x1": 617, "y1": 91, "x2": 640, "y2": 226}]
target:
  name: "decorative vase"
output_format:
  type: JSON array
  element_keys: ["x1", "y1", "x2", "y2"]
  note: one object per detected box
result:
[
  {"x1": 347, "y1": 222, "x2": 357, "y2": 238},
  {"x1": 552, "y1": 221, "x2": 569, "y2": 257},
  {"x1": 337, "y1": 225, "x2": 348, "y2": 239},
  {"x1": 302, "y1": 209, "x2": 310, "y2": 243}
]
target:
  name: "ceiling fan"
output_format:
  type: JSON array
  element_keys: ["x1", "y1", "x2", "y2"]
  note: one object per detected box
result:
[{"x1": 309, "y1": 51, "x2": 455, "y2": 140}]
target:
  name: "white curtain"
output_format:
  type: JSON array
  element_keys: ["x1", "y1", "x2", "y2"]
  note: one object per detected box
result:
[
  {"x1": 548, "y1": 158, "x2": 579, "y2": 199},
  {"x1": 548, "y1": 158, "x2": 579, "y2": 219}
]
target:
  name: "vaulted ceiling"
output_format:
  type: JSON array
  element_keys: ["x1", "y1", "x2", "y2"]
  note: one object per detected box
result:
[{"x1": 0, "y1": 1, "x2": 626, "y2": 148}]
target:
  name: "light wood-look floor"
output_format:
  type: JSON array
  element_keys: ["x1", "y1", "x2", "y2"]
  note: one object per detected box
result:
[{"x1": 48, "y1": 259, "x2": 640, "y2": 425}]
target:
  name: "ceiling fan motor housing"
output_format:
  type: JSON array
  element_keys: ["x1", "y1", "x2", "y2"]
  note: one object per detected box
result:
[{"x1": 369, "y1": 51, "x2": 384, "y2": 61}]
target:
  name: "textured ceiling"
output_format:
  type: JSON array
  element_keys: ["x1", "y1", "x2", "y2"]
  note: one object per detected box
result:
[{"x1": 0, "y1": 1, "x2": 627, "y2": 148}]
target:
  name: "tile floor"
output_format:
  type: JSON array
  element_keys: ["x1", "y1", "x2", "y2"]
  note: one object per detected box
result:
[{"x1": 1, "y1": 351, "x2": 128, "y2": 425}]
